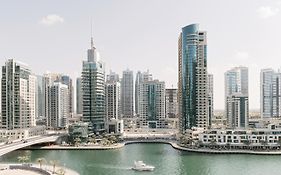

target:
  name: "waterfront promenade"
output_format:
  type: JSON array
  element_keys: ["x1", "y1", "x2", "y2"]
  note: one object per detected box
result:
[
  {"x1": 24, "y1": 139, "x2": 281, "y2": 155},
  {"x1": 0, "y1": 164, "x2": 79, "y2": 175}
]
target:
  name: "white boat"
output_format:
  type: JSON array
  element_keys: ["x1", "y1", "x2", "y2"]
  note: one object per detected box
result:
[{"x1": 132, "y1": 161, "x2": 155, "y2": 171}]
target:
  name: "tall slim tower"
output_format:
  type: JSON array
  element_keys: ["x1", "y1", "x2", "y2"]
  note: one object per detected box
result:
[
  {"x1": 121, "y1": 69, "x2": 134, "y2": 118},
  {"x1": 208, "y1": 74, "x2": 214, "y2": 126},
  {"x1": 139, "y1": 80, "x2": 166, "y2": 128},
  {"x1": 1, "y1": 59, "x2": 36, "y2": 129},
  {"x1": 76, "y1": 77, "x2": 83, "y2": 115},
  {"x1": 60, "y1": 75, "x2": 74, "y2": 117},
  {"x1": 81, "y1": 37, "x2": 106, "y2": 133},
  {"x1": 225, "y1": 66, "x2": 249, "y2": 128},
  {"x1": 106, "y1": 71, "x2": 121, "y2": 121},
  {"x1": 135, "y1": 70, "x2": 152, "y2": 116},
  {"x1": 260, "y1": 69, "x2": 281, "y2": 118},
  {"x1": 178, "y1": 24, "x2": 208, "y2": 133},
  {"x1": 48, "y1": 82, "x2": 69, "y2": 128},
  {"x1": 165, "y1": 88, "x2": 178, "y2": 118}
]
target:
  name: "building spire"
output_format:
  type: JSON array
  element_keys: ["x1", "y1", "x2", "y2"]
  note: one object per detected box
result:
[{"x1": 90, "y1": 18, "x2": 95, "y2": 49}]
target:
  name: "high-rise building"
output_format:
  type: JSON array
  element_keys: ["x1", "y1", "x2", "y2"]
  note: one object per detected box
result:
[
  {"x1": 165, "y1": 88, "x2": 178, "y2": 118},
  {"x1": 178, "y1": 24, "x2": 208, "y2": 133},
  {"x1": 81, "y1": 37, "x2": 106, "y2": 133},
  {"x1": 106, "y1": 80, "x2": 121, "y2": 121},
  {"x1": 36, "y1": 75, "x2": 44, "y2": 118},
  {"x1": 1, "y1": 59, "x2": 36, "y2": 129},
  {"x1": 107, "y1": 71, "x2": 120, "y2": 83},
  {"x1": 135, "y1": 70, "x2": 152, "y2": 116},
  {"x1": 48, "y1": 82, "x2": 69, "y2": 128},
  {"x1": 76, "y1": 77, "x2": 83, "y2": 115},
  {"x1": 260, "y1": 69, "x2": 281, "y2": 118},
  {"x1": 139, "y1": 80, "x2": 166, "y2": 128},
  {"x1": 226, "y1": 93, "x2": 249, "y2": 128},
  {"x1": 121, "y1": 69, "x2": 134, "y2": 118},
  {"x1": 225, "y1": 66, "x2": 248, "y2": 128},
  {"x1": 61, "y1": 75, "x2": 74, "y2": 117},
  {"x1": 39, "y1": 73, "x2": 73, "y2": 126},
  {"x1": 106, "y1": 71, "x2": 121, "y2": 121},
  {"x1": 208, "y1": 74, "x2": 214, "y2": 126}
]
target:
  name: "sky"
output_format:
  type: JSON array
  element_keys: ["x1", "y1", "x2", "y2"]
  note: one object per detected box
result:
[{"x1": 1, "y1": 0, "x2": 281, "y2": 110}]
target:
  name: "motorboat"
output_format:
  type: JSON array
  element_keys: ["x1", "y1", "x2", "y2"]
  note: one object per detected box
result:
[{"x1": 132, "y1": 161, "x2": 155, "y2": 171}]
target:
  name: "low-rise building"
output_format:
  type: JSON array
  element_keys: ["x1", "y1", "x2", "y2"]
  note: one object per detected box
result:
[{"x1": 198, "y1": 128, "x2": 281, "y2": 147}]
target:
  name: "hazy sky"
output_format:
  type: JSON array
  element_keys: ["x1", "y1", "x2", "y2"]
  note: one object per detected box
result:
[{"x1": 1, "y1": 0, "x2": 281, "y2": 110}]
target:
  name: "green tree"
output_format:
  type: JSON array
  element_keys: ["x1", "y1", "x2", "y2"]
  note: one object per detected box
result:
[
  {"x1": 74, "y1": 137, "x2": 81, "y2": 147},
  {"x1": 49, "y1": 160, "x2": 59, "y2": 174},
  {"x1": 36, "y1": 158, "x2": 46, "y2": 169}
]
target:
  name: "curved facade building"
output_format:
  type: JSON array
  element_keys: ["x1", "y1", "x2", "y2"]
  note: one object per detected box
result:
[{"x1": 178, "y1": 24, "x2": 208, "y2": 133}]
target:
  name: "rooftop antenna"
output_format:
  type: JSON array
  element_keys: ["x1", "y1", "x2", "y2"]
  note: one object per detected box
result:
[{"x1": 90, "y1": 18, "x2": 94, "y2": 49}]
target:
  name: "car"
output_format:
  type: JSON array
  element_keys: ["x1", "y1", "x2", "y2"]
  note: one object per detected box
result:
[{"x1": 23, "y1": 140, "x2": 28, "y2": 143}]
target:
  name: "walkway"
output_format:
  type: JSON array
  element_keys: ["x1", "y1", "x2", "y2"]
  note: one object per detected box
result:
[{"x1": 0, "y1": 135, "x2": 60, "y2": 157}]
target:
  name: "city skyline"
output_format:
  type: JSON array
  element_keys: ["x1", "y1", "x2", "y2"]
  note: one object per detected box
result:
[{"x1": 2, "y1": 0, "x2": 281, "y2": 110}]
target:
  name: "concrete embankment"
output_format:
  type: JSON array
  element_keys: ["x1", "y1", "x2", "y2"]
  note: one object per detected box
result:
[{"x1": 25, "y1": 140, "x2": 281, "y2": 155}]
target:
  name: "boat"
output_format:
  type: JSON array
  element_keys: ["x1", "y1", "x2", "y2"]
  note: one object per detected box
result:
[{"x1": 132, "y1": 161, "x2": 155, "y2": 171}]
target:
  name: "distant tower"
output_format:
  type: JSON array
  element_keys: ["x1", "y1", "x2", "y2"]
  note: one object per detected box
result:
[
  {"x1": 121, "y1": 69, "x2": 134, "y2": 118},
  {"x1": 135, "y1": 70, "x2": 153, "y2": 116},
  {"x1": 48, "y1": 82, "x2": 69, "y2": 128},
  {"x1": 208, "y1": 74, "x2": 214, "y2": 126},
  {"x1": 225, "y1": 66, "x2": 249, "y2": 128},
  {"x1": 1, "y1": 59, "x2": 36, "y2": 129},
  {"x1": 60, "y1": 75, "x2": 74, "y2": 117},
  {"x1": 178, "y1": 24, "x2": 208, "y2": 133},
  {"x1": 260, "y1": 69, "x2": 281, "y2": 118},
  {"x1": 106, "y1": 71, "x2": 121, "y2": 121},
  {"x1": 81, "y1": 37, "x2": 106, "y2": 133},
  {"x1": 165, "y1": 88, "x2": 178, "y2": 118},
  {"x1": 139, "y1": 80, "x2": 166, "y2": 128},
  {"x1": 76, "y1": 77, "x2": 83, "y2": 115}
]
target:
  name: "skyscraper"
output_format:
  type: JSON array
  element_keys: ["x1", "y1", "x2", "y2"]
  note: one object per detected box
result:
[
  {"x1": 48, "y1": 82, "x2": 69, "y2": 128},
  {"x1": 60, "y1": 75, "x2": 74, "y2": 117},
  {"x1": 1, "y1": 59, "x2": 36, "y2": 129},
  {"x1": 225, "y1": 66, "x2": 248, "y2": 128},
  {"x1": 260, "y1": 69, "x2": 281, "y2": 118},
  {"x1": 36, "y1": 75, "x2": 44, "y2": 118},
  {"x1": 135, "y1": 70, "x2": 152, "y2": 116},
  {"x1": 106, "y1": 71, "x2": 121, "y2": 121},
  {"x1": 81, "y1": 37, "x2": 106, "y2": 133},
  {"x1": 76, "y1": 77, "x2": 83, "y2": 115},
  {"x1": 165, "y1": 88, "x2": 178, "y2": 118},
  {"x1": 139, "y1": 80, "x2": 166, "y2": 128},
  {"x1": 42, "y1": 72, "x2": 71, "y2": 127},
  {"x1": 208, "y1": 74, "x2": 214, "y2": 126},
  {"x1": 226, "y1": 93, "x2": 249, "y2": 128},
  {"x1": 121, "y1": 69, "x2": 134, "y2": 118},
  {"x1": 178, "y1": 24, "x2": 208, "y2": 133}
]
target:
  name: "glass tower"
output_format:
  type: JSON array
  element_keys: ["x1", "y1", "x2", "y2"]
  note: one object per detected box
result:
[
  {"x1": 178, "y1": 24, "x2": 208, "y2": 133},
  {"x1": 81, "y1": 38, "x2": 106, "y2": 134}
]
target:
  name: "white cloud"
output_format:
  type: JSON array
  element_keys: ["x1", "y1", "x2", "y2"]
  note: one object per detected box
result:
[
  {"x1": 40, "y1": 14, "x2": 64, "y2": 26},
  {"x1": 257, "y1": 6, "x2": 279, "y2": 19}
]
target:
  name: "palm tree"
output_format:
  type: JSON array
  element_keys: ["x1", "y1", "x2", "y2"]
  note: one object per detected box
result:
[
  {"x1": 36, "y1": 158, "x2": 46, "y2": 169},
  {"x1": 88, "y1": 136, "x2": 96, "y2": 144},
  {"x1": 74, "y1": 137, "x2": 81, "y2": 147},
  {"x1": 108, "y1": 135, "x2": 117, "y2": 144},
  {"x1": 50, "y1": 160, "x2": 59, "y2": 174},
  {"x1": 17, "y1": 156, "x2": 25, "y2": 164}
]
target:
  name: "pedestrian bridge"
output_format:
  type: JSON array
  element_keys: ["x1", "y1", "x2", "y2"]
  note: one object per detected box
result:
[{"x1": 0, "y1": 135, "x2": 61, "y2": 157}]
